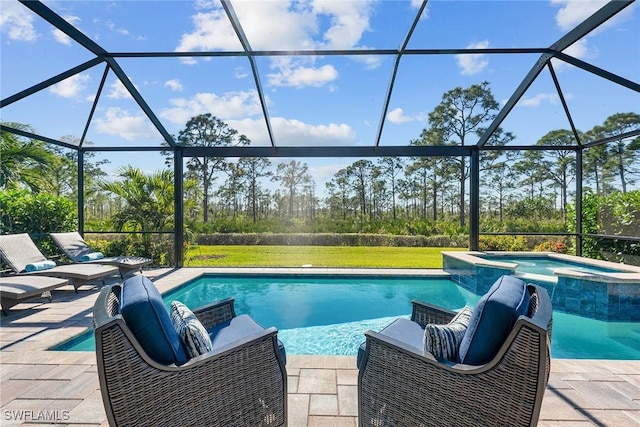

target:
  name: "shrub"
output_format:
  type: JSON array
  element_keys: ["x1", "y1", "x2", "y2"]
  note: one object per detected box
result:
[
  {"x1": 533, "y1": 238, "x2": 570, "y2": 254},
  {"x1": 86, "y1": 234, "x2": 174, "y2": 266},
  {"x1": 0, "y1": 189, "x2": 76, "y2": 255},
  {"x1": 479, "y1": 235, "x2": 529, "y2": 251},
  {"x1": 195, "y1": 233, "x2": 469, "y2": 248}
]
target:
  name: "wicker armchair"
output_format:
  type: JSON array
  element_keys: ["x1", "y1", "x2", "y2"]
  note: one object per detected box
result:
[
  {"x1": 358, "y1": 283, "x2": 552, "y2": 427},
  {"x1": 93, "y1": 281, "x2": 287, "y2": 427}
]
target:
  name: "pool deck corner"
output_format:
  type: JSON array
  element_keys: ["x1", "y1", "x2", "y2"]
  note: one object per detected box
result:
[{"x1": 1, "y1": 268, "x2": 640, "y2": 426}]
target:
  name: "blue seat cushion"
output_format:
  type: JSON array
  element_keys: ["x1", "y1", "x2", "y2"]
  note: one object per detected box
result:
[
  {"x1": 458, "y1": 275, "x2": 531, "y2": 365},
  {"x1": 357, "y1": 318, "x2": 424, "y2": 369},
  {"x1": 208, "y1": 314, "x2": 286, "y2": 363},
  {"x1": 120, "y1": 275, "x2": 188, "y2": 365}
]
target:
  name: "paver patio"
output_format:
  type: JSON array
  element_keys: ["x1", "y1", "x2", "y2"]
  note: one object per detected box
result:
[{"x1": 1, "y1": 268, "x2": 639, "y2": 426}]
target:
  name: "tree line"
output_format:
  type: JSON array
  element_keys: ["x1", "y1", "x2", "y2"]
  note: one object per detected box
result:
[{"x1": 1, "y1": 83, "x2": 638, "y2": 241}]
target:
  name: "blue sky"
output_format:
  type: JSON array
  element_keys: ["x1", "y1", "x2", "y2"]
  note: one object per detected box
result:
[{"x1": 1, "y1": 0, "x2": 639, "y2": 191}]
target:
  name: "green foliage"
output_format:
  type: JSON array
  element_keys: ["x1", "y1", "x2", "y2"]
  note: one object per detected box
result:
[
  {"x1": 479, "y1": 235, "x2": 529, "y2": 251},
  {"x1": 533, "y1": 238, "x2": 570, "y2": 254},
  {"x1": 195, "y1": 233, "x2": 468, "y2": 248},
  {"x1": 569, "y1": 190, "x2": 640, "y2": 263},
  {"x1": 1, "y1": 124, "x2": 56, "y2": 192},
  {"x1": 87, "y1": 235, "x2": 174, "y2": 266},
  {"x1": 0, "y1": 189, "x2": 77, "y2": 255}
]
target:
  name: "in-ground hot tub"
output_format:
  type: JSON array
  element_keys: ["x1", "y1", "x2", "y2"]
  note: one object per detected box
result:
[{"x1": 443, "y1": 251, "x2": 640, "y2": 321}]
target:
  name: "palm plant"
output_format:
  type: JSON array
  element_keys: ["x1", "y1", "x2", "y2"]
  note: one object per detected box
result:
[
  {"x1": 1, "y1": 123, "x2": 55, "y2": 192},
  {"x1": 100, "y1": 166, "x2": 197, "y2": 261},
  {"x1": 101, "y1": 167, "x2": 176, "y2": 233}
]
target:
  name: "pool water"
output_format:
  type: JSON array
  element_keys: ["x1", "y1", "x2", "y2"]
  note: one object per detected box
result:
[
  {"x1": 478, "y1": 255, "x2": 619, "y2": 276},
  {"x1": 57, "y1": 275, "x2": 640, "y2": 360}
]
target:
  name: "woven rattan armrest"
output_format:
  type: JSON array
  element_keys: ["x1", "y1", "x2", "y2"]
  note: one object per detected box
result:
[
  {"x1": 192, "y1": 297, "x2": 236, "y2": 329},
  {"x1": 184, "y1": 326, "x2": 282, "y2": 367},
  {"x1": 410, "y1": 299, "x2": 456, "y2": 327}
]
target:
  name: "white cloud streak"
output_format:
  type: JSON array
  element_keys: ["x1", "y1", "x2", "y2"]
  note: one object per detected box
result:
[
  {"x1": 164, "y1": 79, "x2": 184, "y2": 92},
  {"x1": 49, "y1": 74, "x2": 91, "y2": 98},
  {"x1": 175, "y1": 0, "x2": 378, "y2": 87},
  {"x1": 0, "y1": 1, "x2": 38, "y2": 41},
  {"x1": 94, "y1": 108, "x2": 159, "y2": 141},
  {"x1": 387, "y1": 108, "x2": 413, "y2": 124},
  {"x1": 456, "y1": 40, "x2": 490, "y2": 75}
]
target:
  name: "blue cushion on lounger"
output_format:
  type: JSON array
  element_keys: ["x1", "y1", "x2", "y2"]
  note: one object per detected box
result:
[
  {"x1": 357, "y1": 318, "x2": 424, "y2": 369},
  {"x1": 208, "y1": 314, "x2": 286, "y2": 363},
  {"x1": 24, "y1": 260, "x2": 56, "y2": 272},
  {"x1": 458, "y1": 275, "x2": 530, "y2": 365},
  {"x1": 120, "y1": 275, "x2": 188, "y2": 365}
]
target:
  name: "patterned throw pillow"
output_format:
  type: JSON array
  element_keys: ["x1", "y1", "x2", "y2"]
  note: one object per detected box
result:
[
  {"x1": 424, "y1": 306, "x2": 473, "y2": 361},
  {"x1": 170, "y1": 301, "x2": 213, "y2": 358}
]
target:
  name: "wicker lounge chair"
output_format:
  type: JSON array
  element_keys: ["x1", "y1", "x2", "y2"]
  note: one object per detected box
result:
[
  {"x1": 358, "y1": 277, "x2": 552, "y2": 427},
  {"x1": 93, "y1": 275, "x2": 287, "y2": 427},
  {"x1": 0, "y1": 275, "x2": 70, "y2": 315},
  {"x1": 50, "y1": 232, "x2": 151, "y2": 278},
  {"x1": 0, "y1": 234, "x2": 118, "y2": 291}
]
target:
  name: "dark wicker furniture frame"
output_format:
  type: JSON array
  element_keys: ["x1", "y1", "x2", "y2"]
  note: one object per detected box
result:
[
  {"x1": 358, "y1": 284, "x2": 552, "y2": 427},
  {"x1": 93, "y1": 283, "x2": 287, "y2": 427}
]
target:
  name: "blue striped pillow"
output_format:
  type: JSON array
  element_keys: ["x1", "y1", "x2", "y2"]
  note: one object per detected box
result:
[
  {"x1": 170, "y1": 301, "x2": 213, "y2": 358},
  {"x1": 424, "y1": 307, "x2": 473, "y2": 361}
]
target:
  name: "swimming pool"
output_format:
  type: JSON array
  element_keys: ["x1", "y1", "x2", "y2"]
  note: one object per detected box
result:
[
  {"x1": 476, "y1": 255, "x2": 620, "y2": 276},
  {"x1": 55, "y1": 274, "x2": 640, "y2": 360},
  {"x1": 443, "y1": 251, "x2": 640, "y2": 321}
]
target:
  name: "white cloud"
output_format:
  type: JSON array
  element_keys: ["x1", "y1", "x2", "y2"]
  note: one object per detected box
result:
[
  {"x1": 160, "y1": 90, "x2": 264, "y2": 125},
  {"x1": 106, "y1": 21, "x2": 130, "y2": 36},
  {"x1": 271, "y1": 117, "x2": 355, "y2": 145},
  {"x1": 312, "y1": 1, "x2": 373, "y2": 50},
  {"x1": 94, "y1": 108, "x2": 159, "y2": 141},
  {"x1": 225, "y1": 116, "x2": 356, "y2": 146},
  {"x1": 107, "y1": 80, "x2": 134, "y2": 99},
  {"x1": 175, "y1": 10, "x2": 243, "y2": 52},
  {"x1": 387, "y1": 107, "x2": 413, "y2": 124},
  {"x1": 164, "y1": 79, "x2": 184, "y2": 92},
  {"x1": 551, "y1": 0, "x2": 608, "y2": 31},
  {"x1": 49, "y1": 73, "x2": 91, "y2": 98},
  {"x1": 520, "y1": 93, "x2": 560, "y2": 107},
  {"x1": 456, "y1": 40, "x2": 489, "y2": 75},
  {"x1": 176, "y1": 0, "x2": 379, "y2": 85},
  {"x1": 234, "y1": 67, "x2": 249, "y2": 79},
  {"x1": 51, "y1": 15, "x2": 81, "y2": 45},
  {"x1": 551, "y1": 38, "x2": 596, "y2": 69},
  {"x1": 520, "y1": 92, "x2": 572, "y2": 107},
  {"x1": 0, "y1": 1, "x2": 38, "y2": 41},
  {"x1": 563, "y1": 38, "x2": 591, "y2": 59},
  {"x1": 268, "y1": 60, "x2": 338, "y2": 88},
  {"x1": 550, "y1": 0, "x2": 634, "y2": 65}
]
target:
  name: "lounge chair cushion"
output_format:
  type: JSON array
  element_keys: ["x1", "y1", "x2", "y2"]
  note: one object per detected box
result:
[
  {"x1": 120, "y1": 275, "x2": 188, "y2": 365},
  {"x1": 25, "y1": 260, "x2": 56, "y2": 272},
  {"x1": 0, "y1": 233, "x2": 48, "y2": 273},
  {"x1": 424, "y1": 306, "x2": 473, "y2": 361},
  {"x1": 170, "y1": 301, "x2": 213, "y2": 358},
  {"x1": 208, "y1": 314, "x2": 287, "y2": 363},
  {"x1": 80, "y1": 252, "x2": 104, "y2": 262},
  {"x1": 458, "y1": 275, "x2": 530, "y2": 365},
  {"x1": 357, "y1": 318, "x2": 424, "y2": 369}
]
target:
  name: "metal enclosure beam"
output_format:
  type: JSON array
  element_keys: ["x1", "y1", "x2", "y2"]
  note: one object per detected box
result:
[
  {"x1": 221, "y1": 0, "x2": 276, "y2": 149},
  {"x1": 477, "y1": 0, "x2": 634, "y2": 148}
]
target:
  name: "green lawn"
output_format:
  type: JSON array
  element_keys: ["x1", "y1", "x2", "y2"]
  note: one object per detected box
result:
[{"x1": 185, "y1": 245, "x2": 465, "y2": 268}]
